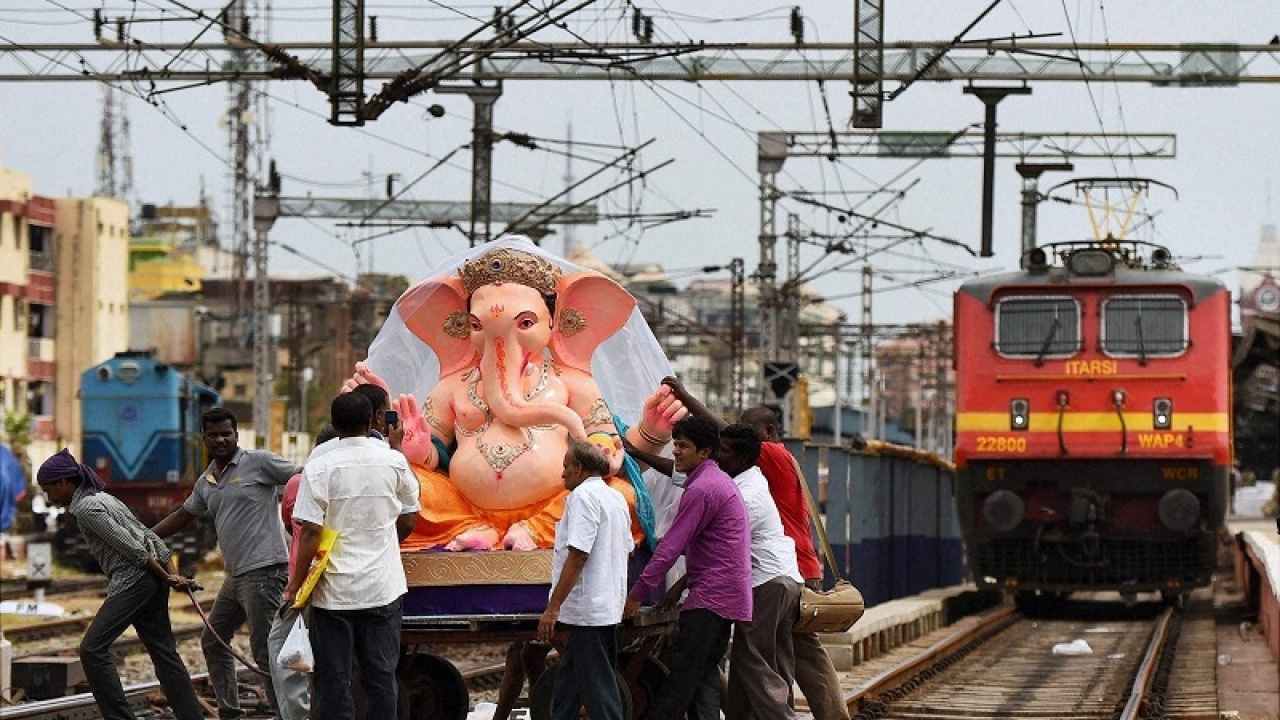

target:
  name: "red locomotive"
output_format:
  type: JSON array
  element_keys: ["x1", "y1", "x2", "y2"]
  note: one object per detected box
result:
[{"x1": 953, "y1": 240, "x2": 1231, "y2": 607}]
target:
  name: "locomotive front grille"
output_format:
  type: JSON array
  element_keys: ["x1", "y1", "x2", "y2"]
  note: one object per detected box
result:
[{"x1": 975, "y1": 535, "x2": 1214, "y2": 591}]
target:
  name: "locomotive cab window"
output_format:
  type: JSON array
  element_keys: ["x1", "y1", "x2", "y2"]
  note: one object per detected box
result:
[
  {"x1": 1101, "y1": 295, "x2": 1188, "y2": 358},
  {"x1": 994, "y1": 296, "x2": 1081, "y2": 359}
]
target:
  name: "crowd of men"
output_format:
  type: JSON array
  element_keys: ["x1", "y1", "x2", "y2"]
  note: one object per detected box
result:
[{"x1": 38, "y1": 377, "x2": 850, "y2": 720}]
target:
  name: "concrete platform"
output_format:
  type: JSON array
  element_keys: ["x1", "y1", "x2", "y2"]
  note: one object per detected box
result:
[
  {"x1": 1222, "y1": 516, "x2": 1280, "y2": 720},
  {"x1": 814, "y1": 584, "x2": 987, "y2": 670}
]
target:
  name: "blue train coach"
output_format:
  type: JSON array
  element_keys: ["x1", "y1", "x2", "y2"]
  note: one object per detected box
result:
[{"x1": 59, "y1": 350, "x2": 220, "y2": 569}]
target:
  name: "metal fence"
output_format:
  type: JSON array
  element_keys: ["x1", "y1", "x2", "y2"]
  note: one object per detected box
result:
[{"x1": 786, "y1": 441, "x2": 967, "y2": 606}]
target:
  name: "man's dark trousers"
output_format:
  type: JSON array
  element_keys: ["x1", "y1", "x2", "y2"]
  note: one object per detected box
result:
[
  {"x1": 643, "y1": 608, "x2": 733, "y2": 720},
  {"x1": 80, "y1": 574, "x2": 205, "y2": 720},
  {"x1": 309, "y1": 595, "x2": 403, "y2": 720},
  {"x1": 551, "y1": 624, "x2": 624, "y2": 720}
]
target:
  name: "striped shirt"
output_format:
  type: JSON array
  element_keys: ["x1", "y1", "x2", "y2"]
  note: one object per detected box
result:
[{"x1": 69, "y1": 486, "x2": 171, "y2": 597}]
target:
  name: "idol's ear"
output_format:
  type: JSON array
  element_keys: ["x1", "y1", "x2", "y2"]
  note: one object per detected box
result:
[
  {"x1": 395, "y1": 276, "x2": 474, "y2": 376},
  {"x1": 550, "y1": 272, "x2": 636, "y2": 373}
]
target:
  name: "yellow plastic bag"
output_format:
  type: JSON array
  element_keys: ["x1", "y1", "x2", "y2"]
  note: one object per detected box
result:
[{"x1": 292, "y1": 527, "x2": 338, "y2": 609}]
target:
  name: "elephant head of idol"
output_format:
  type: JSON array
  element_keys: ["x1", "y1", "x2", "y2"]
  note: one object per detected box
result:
[{"x1": 397, "y1": 246, "x2": 636, "y2": 441}]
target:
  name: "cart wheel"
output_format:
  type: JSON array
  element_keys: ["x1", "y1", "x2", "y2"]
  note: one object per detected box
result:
[
  {"x1": 529, "y1": 665, "x2": 634, "y2": 720},
  {"x1": 398, "y1": 653, "x2": 469, "y2": 720},
  {"x1": 352, "y1": 652, "x2": 467, "y2": 720},
  {"x1": 617, "y1": 651, "x2": 669, "y2": 720}
]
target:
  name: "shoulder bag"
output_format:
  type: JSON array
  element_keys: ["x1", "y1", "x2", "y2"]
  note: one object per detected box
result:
[{"x1": 790, "y1": 454, "x2": 865, "y2": 634}]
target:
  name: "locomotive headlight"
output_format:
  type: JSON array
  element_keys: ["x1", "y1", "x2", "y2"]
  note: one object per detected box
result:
[
  {"x1": 1158, "y1": 488, "x2": 1200, "y2": 532},
  {"x1": 1066, "y1": 248, "x2": 1116, "y2": 276},
  {"x1": 983, "y1": 490, "x2": 1025, "y2": 532},
  {"x1": 1009, "y1": 398, "x2": 1030, "y2": 431},
  {"x1": 1153, "y1": 397, "x2": 1173, "y2": 429}
]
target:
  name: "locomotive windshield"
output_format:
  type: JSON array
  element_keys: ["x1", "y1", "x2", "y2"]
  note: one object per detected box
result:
[
  {"x1": 994, "y1": 297, "x2": 1081, "y2": 358},
  {"x1": 1101, "y1": 295, "x2": 1188, "y2": 358}
]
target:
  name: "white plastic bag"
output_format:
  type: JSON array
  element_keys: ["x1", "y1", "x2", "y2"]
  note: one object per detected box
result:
[
  {"x1": 1051, "y1": 638, "x2": 1093, "y2": 655},
  {"x1": 277, "y1": 615, "x2": 314, "y2": 672}
]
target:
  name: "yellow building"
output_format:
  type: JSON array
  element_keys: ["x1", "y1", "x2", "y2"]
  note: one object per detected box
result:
[
  {"x1": 53, "y1": 196, "x2": 131, "y2": 448},
  {"x1": 0, "y1": 168, "x2": 31, "y2": 422},
  {"x1": 130, "y1": 235, "x2": 205, "y2": 300},
  {"x1": 129, "y1": 204, "x2": 212, "y2": 300}
]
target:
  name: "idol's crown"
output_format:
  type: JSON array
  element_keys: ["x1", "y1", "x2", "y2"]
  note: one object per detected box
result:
[{"x1": 460, "y1": 248, "x2": 561, "y2": 296}]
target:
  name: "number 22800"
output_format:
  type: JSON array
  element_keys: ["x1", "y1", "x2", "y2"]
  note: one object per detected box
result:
[{"x1": 975, "y1": 436, "x2": 1027, "y2": 453}]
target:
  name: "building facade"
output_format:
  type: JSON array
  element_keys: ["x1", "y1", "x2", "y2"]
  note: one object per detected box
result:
[
  {"x1": 52, "y1": 196, "x2": 131, "y2": 450},
  {"x1": 0, "y1": 168, "x2": 33, "y2": 435},
  {"x1": 0, "y1": 165, "x2": 129, "y2": 467}
]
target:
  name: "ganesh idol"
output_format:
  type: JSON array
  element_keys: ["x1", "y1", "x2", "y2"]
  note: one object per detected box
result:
[{"x1": 347, "y1": 235, "x2": 685, "y2": 552}]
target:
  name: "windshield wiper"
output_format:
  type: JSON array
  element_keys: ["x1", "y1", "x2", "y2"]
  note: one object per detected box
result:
[
  {"x1": 1034, "y1": 317, "x2": 1061, "y2": 367},
  {"x1": 1134, "y1": 314, "x2": 1148, "y2": 366}
]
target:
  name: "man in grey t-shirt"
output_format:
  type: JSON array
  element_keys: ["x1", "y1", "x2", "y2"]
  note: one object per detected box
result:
[{"x1": 154, "y1": 407, "x2": 299, "y2": 719}]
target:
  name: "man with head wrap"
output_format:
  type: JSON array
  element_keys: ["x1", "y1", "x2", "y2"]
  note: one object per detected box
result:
[{"x1": 37, "y1": 448, "x2": 205, "y2": 720}]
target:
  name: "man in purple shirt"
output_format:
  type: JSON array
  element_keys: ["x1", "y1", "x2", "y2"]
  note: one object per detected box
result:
[{"x1": 624, "y1": 415, "x2": 752, "y2": 720}]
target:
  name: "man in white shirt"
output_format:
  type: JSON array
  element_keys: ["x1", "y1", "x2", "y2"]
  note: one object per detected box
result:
[
  {"x1": 284, "y1": 392, "x2": 420, "y2": 720},
  {"x1": 718, "y1": 423, "x2": 803, "y2": 720},
  {"x1": 538, "y1": 437, "x2": 634, "y2": 720}
]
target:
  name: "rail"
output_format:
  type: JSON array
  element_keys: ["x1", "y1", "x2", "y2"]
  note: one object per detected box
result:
[{"x1": 842, "y1": 604, "x2": 1185, "y2": 720}]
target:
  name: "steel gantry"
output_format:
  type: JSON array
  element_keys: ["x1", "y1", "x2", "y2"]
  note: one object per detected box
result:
[
  {"x1": 754, "y1": 127, "x2": 1176, "y2": 404},
  {"x1": 9, "y1": 41, "x2": 1280, "y2": 86},
  {"x1": 7, "y1": 30, "x2": 1279, "y2": 420}
]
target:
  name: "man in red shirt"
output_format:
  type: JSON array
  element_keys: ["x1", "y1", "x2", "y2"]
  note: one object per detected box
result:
[
  {"x1": 738, "y1": 406, "x2": 848, "y2": 720},
  {"x1": 663, "y1": 378, "x2": 849, "y2": 720},
  {"x1": 739, "y1": 407, "x2": 823, "y2": 587}
]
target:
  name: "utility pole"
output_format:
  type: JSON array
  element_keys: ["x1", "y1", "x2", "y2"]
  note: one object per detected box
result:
[
  {"x1": 784, "y1": 214, "x2": 802, "y2": 365},
  {"x1": 436, "y1": 83, "x2": 503, "y2": 246},
  {"x1": 330, "y1": 0, "x2": 364, "y2": 125},
  {"x1": 1016, "y1": 162, "x2": 1074, "y2": 266},
  {"x1": 224, "y1": 0, "x2": 269, "y2": 352},
  {"x1": 851, "y1": 0, "x2": 884, "y2": 128},
  {"x1": 861, "y1": 265, "x2": 873, "y2": 409},
  {"x1": 251, "y1": 163, "x2": 280, "y2": 447},
  {"x1": 964, "y1": 85, "x2": 1032, "y2": 257},
  {"x1": 729, "y1": 257, "x2": 745, "y2": 411},
  {"x1": 756, "y1": 133, "x2": 786, "y2": 404}
]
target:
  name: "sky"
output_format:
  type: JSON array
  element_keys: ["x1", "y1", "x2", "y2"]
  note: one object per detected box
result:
[{"x1": 4, "y1": 1, "x2": 1280, "y2": 329}]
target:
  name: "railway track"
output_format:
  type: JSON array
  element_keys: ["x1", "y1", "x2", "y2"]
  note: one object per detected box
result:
[
  {"x1": 0, "y1": 661, "x2": 508, "y2": 719},
  {"x1": 843, "y1": 596, "x2": 1220, "y2": 720},
  {"x1": 5, "y1": 596, "x2": 216, "y2": 646},
  {"x1": 0, "y1": 577, "x2": 108, "y2": 599}
]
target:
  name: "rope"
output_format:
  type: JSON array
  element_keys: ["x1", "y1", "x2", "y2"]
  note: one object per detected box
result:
[{"x1": 183, "y1": 587, "x2": 272, "y2": 677}]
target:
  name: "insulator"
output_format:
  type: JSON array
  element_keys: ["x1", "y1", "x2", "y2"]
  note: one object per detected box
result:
[{"x1": 790, "y1": 6, "x2": 804, "y2": 44}]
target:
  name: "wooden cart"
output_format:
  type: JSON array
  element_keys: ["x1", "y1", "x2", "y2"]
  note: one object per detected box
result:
[{"x1": 392, "y1": 549, "x2": 678, "y2": 720}]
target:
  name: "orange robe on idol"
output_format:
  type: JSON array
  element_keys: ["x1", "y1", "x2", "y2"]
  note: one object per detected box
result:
[{"x1": 398, "y1": 465, "x2": 644, "y2": 551}]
